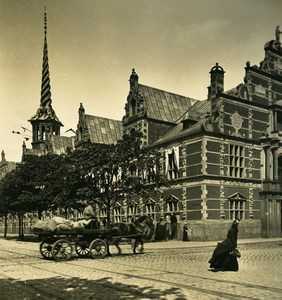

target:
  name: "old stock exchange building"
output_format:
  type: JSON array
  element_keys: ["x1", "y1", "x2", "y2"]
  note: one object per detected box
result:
[
  {"x1": 117, "y1": 34, "x2": 282, "y2": 241},
  {"x1": 21, "y1": 19, "x2": 282, "y2": 241}
]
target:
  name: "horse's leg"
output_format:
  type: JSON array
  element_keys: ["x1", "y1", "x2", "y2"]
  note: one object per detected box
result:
[
  {"x1": 114, "y1": 238, "x2": 122, "y2": 255},
  {"x1": 132, "y1": 239, "x2": 137, "y2": 254},
  {"x1": 133, "y1": 238, "x2": 144, "y2": 254},
  {"x1": 106, "y1": 239, "x2": 111, "y2": 256}
]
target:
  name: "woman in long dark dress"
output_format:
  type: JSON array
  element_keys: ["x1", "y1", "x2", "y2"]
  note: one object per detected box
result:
[
  {"x1": 209, "y1": 220, "x2": 240, "y2": 271},
  {"x1": 182, "y1": 222, "x2": 190, "y2": 241}
]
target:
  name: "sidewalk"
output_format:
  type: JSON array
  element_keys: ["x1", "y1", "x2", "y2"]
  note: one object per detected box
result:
[
  {"x1": 144, "y1": 237, "x2": 282, "y2": 249},
  {"x1": 2, "y1": 234, "x2": 282, "y2": 250}
]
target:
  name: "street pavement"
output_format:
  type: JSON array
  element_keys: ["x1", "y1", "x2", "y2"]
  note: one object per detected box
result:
[{"x1": 0, "y1": 236, "x2": 281, "y2": 299}]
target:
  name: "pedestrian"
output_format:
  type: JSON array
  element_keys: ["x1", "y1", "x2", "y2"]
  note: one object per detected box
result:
[
  {"x1": 208, "y1": 219, "x2": 240, "y2": 272},
  {"x1": 165, "y1": 214, "x2": 172, "y2": 240},
  {"x1": 182, "y1": 222, "x2": 189, "y2": 241},
  {"x1": 170, "y1": 213, "x2": 177, "y2": 239}
]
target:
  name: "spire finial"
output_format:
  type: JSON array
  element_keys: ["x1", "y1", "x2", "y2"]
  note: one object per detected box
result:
[{"x1": 44, "y1": 7, "x2": 47, "y2": 35}]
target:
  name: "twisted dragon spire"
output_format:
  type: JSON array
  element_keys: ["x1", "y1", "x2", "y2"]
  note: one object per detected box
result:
[
  {"x1": 31, "y1": 8, "x2": 60, "y2": 122},
  {"x1": 40, "y1": 7, "x2": 52, "y2": 108}
]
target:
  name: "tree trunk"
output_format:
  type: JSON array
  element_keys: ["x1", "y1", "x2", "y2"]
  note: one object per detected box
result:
[
  {"x1": 4, "y1": 213, "x2": 8, "y2": 238},
  {"x1": 18, "y1": 214, "x2": 24, "y2": 241},
  {"x1": 106, "y1": 201, "x2": 111, "y2": 228}
]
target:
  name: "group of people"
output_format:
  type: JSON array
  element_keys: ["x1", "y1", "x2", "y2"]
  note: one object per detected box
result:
[
  {"x1": 154, "y1": 214, "x2": 178, "y2": 241},
  {"x1": 155, "y1": 215, "x2": 190, "y2": 242}
]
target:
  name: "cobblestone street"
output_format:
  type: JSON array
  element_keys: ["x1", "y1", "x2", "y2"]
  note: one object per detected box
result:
[{"x1": 0, "y1": 237, "x2": 281, "y2": 299}]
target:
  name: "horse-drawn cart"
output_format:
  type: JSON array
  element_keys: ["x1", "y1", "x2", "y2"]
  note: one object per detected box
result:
[{"x1": 32, "y1": 216, "x2": 151, "y2": 261}]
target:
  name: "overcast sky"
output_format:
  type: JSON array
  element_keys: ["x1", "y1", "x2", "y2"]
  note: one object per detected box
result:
[{"x1": 1, "y1": 0, "x2": 282, "y2": 162}]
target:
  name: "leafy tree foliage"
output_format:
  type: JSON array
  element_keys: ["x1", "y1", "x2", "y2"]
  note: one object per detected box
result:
[
  {"x1": 0, "y1": 131, "x2": 165, "y2": 232},
  {"x1": 69, "y1": 131, "x2": 165, "y2": 224}
]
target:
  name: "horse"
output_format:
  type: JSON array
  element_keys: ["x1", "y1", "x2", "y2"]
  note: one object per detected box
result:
[{"x1": 109, "y1": 215, "x2": 154, "y2": 254}]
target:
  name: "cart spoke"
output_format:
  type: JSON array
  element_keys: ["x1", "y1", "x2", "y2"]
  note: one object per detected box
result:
[
  {"x1": 89, "y1": 239, "x2": 107, "y2": 259},
  {"x1": 52, "y1": 239, "x2": 73, "y2": 261}
]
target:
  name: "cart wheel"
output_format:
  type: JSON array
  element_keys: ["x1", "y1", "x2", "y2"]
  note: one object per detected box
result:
[
  {"x1": 75, "y1": 240, "x2": 90, "y2": 257},
  {"x1": 40, "y1": 240, "x2": 54, "y2": 260},
  {"x1": 132, "y1": 239, "x2": 144, "y2": 254},
  {"x1": 51, "y1": 239, "x2": 73, "y2": 261},
  {"x1": 89, "y1": 238, "x2": 107, "y2": 259}
]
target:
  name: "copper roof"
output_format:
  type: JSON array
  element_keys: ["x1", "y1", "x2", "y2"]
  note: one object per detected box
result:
[
  {"x1": 139, "y1": 84, "x2": 197, "y2": 123},
  {"x1": 85, "y1": 114, "x2": 123, "y2": 144},
  {"x1": 176, "y1": 99, "x2": 210, "y2": 123},
  {"x1": 50, "y1": 135, "x2": 75, "y2": 155},
  {"x1": 153, "y1": 100, "x2": 211, "y2": 145},
  {"x1": 24, "y1": 136, "x2": 74, "y2": 157}
]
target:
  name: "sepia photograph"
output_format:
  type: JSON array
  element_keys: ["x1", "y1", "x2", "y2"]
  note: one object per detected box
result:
[{"x1": 0, "y1": 0, "x2": 282, "y2": 299}]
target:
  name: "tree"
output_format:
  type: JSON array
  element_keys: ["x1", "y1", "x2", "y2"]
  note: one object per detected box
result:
[
  {"x1": 0, "y1": 154, "x2": 66, "y2": 239},
  {"x1": 70, "y1": 131, "x2": 165, "y2": 225}
]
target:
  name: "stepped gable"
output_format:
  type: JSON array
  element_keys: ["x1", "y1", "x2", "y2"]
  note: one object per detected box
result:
[
  {"x1": 224, "y1": 28, "x2": 282, "y2": 104},
  {"x1": 0, "y1": 150, "x2": 16, "y2": 179}
]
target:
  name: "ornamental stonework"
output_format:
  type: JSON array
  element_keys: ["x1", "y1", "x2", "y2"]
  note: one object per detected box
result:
[
  {"x1": 249, "y1": 184, "x2": 254, "y2": 220},
  {"x1": 219, "y1": 142, "x2": 225, "y2": 176},
  {"x1": 220, "y1": 180, "x2": 225, "y2": 220},
  {"x1": 230, "y1": 111, "x2": 243, "y2": 137},
  {"x1": 248, "y1": 108, "x2": 253, "y2": 139}
]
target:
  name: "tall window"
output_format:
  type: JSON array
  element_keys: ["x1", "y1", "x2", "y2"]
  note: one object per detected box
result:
[
  {"x1": 278, "y1": 156, "x2": 282, "y2": 188},
  {"x1": 229, "y1": 145, "x2": 245, "y2": 178},
  {"x1": 113, "y1": 203, "x2": 121, "y2": 223},
  {"x1": 166, "y1": 195, "x2": 179, "y2": 213},
  {"x1": 228, "y1": 193, "x2": 246, "y2": 220},
  {"x1": 145, "y1": 198, "x2": 156, "y2": 220},
  {"x1": 99, "y1": 204, "x2": 107, "y2": 219},
  {"x1": 127, "y1": 200, "x2": 138, "y2": 219},
  {"x1": 165, "y1": 147, "x2": 179, "y2": 180}
]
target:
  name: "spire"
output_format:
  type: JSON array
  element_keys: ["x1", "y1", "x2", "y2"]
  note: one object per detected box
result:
[
  {"x1": 30, "y1": 8, "x2": 61, "y2": 123},
  {"x1": 40, "y1": 7, "x2": 52, "y2": 109},
  {"x1": 28, "y1": 8, "x2": 63, "y2": 151}
]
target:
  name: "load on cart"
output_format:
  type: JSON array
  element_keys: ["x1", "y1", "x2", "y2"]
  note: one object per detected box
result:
[{"x1": 32, "y1": 215, "x2": 154, "y2": 261}]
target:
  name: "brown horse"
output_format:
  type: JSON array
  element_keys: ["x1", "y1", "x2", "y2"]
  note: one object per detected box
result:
[{"x1": 110, "y1": 215, "x2": 154, "y2": 254}]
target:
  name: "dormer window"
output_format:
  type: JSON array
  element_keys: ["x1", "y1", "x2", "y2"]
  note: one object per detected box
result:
[
  {"x1": 166, "y1": 195, "x2": 179, "y2": 212},
  {"x1": 165, "y1": 147, "x2": 179, "y2": 180}
]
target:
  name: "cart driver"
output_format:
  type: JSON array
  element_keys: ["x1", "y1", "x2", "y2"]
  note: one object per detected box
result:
[{"x1": 83, "y1": 199, "x2": 97, "y2": 220}]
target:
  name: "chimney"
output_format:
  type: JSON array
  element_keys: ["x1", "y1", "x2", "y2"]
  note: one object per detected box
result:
[{"x1": 208, "y1": 63, "x2": 225, "y2": 100}]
